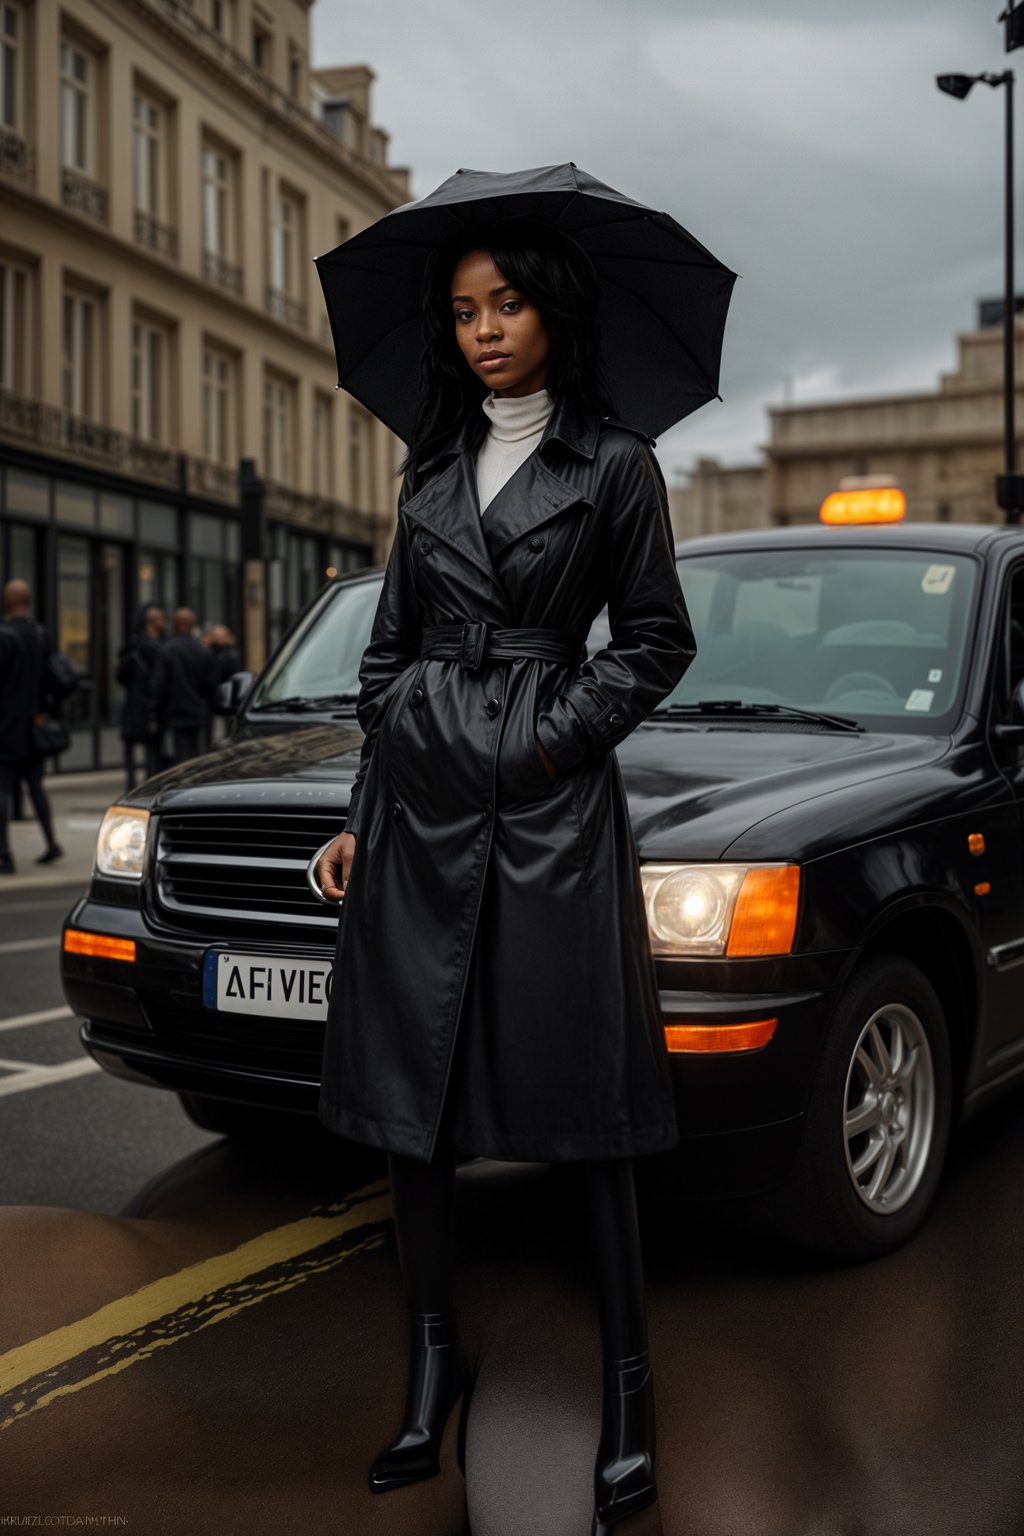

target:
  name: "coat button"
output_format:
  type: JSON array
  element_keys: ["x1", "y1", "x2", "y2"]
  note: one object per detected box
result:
[
  {"x1": 609, "y1": 712, "x2": 623, "y2": 727},
  {"x1": 420, "y1": 538, "x2": 433, "y2": 554},
  {"x1": 485, "y1": 696, "x2": 501, "y2": 716},
  {"x1": 528, "y1": 535, "x2": 545, "y2": 552},
  {"x1": 391, "y1": 801, "x2": 403, "y2": 820},
  {"x1": 410, "y1": 687, "x2": 424, "y2": 706}
]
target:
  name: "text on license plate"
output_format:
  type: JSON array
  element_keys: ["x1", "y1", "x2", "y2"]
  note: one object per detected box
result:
[{"x1": 203, "y1": 950, "x2": 333, "y2": 1021}]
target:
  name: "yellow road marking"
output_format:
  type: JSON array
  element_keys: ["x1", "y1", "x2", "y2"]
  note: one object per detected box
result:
[{"x1": 0, "y1": 1179, "x2": 392, "y2": 1430}]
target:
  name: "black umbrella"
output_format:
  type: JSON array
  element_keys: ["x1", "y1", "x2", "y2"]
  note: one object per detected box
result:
[{"x1": 314, "y1": 161, "x2": 738, "y2": 443}]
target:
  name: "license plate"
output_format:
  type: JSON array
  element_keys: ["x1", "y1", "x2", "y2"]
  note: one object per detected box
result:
[{"x1": 203, "y1": 950, "x2": 333, "y2": 1021}]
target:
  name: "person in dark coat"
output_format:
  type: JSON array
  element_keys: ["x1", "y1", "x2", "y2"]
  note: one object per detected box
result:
[
  {"x1": 315, "y1": 220, "x2": 697, "y2": 1527},
  {"x1": 146, "y1": 607, "x2": 216, "y2": 766},
  {"x1": 203, "y1": 622, "x2": 241, "y2": 687},
  {"x1": 116, "y1": 603, "x2": 166, "y2": 789},
  {"x1": 0, "y1": 580, "x2": 63, "y2": 874}
]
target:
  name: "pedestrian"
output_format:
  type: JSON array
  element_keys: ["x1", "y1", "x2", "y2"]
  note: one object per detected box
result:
[
  {"x1": 0, "y1": 580, "x2": 64, "y2": 874},
  {"x1": 315, "y1": 215, "x2": 699, "y2": 1532},
  {"x1": 116, "y1": 603, "x2": 166, "y2": 789},
  {"x1": 202, "y1": 623, "x2": 242, "y2": 687},
  {"x1": 146, "y1": 607, "x2": 216, "y2": 767}
]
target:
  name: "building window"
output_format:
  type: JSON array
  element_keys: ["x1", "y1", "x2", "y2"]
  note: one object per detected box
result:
[
  {"x1": 131, "y1": 317, "x2": 169, "y2": 443},
  {"x1": 288, "y1": 45, "x2": 302, "y2": 100},
  {"x1": 202, "y1": 143, "x2": 233, "y2": 258},
  {"x1": 313, "y1": 391, "x2": 332, "y2": 496},
  {"x1": 272, "y1": 191, "x2": 297, "y2": 294},
  {"x1": 202, "y1": 345, "x2": 234, "y2": 465},
  {"x1": 335, "y1": 214, "x2": 350, "y2": 247},
  {"x1": 62, "y1": 287, "x2": 99, "y2": 419},
  {"x1": 263, "y1": 372, "x2": 294, "y2": 483},
  {"x1": 1, "y1": 1, "x2": 23, "y2": 133},
  {"x1": 60, "y1": 38, "x2": 95, "y2": 175},
  {"x1": 210, "y1": 0, "x2": 233, "y2": 41},
  {"x1": 0, "y1": 254, "x2": 30, "y2": 392},
  {"x1": 133, "y1": 92, "x2": 163, "y2": 217},
  {"x1": 252, "y1": 16, "x2": 271, "y2": 72}
]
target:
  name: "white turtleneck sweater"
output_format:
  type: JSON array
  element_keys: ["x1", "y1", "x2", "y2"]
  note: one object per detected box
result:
[{"x1": 475, "y1": 386, "x2": 555, "y2": 515}]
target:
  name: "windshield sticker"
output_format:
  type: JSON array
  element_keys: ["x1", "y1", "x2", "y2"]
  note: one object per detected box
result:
[
  {"x1": 905, "y1": 689, "x2": 935, "y2": 711},
  {"x1": 922, "y1": 565, "x2": 955, "y2": 594},
  {"x1": 928, "y1": 668, "x2": 943, "y2": 683}
]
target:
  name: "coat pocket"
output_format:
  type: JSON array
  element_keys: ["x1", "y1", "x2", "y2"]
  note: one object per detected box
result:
[{"x1": 495, "y1": 663, "x2": 558, "y2": 807}]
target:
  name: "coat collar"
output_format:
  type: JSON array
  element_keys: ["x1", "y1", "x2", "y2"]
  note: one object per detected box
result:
[{"x1": 416, "y1": 391, "x2": 601, "y2": 479}]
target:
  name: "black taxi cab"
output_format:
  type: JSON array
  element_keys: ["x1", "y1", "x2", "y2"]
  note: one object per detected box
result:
[{"x1": 60, "y1": 515, "x2": 1024, "y2": 1260}]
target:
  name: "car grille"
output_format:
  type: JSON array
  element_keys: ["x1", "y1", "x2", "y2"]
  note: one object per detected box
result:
[{"x1": 153, "y1": 809, "x2": 344, "y2": 932}]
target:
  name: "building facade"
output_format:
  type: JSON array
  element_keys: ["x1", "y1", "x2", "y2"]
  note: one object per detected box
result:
[
  {"x1": 669, "y1": 306, "x2": 1024, "y2": 539},
  {"x1": 0, "y1": 0, "x2": 410, "y2": 770}
]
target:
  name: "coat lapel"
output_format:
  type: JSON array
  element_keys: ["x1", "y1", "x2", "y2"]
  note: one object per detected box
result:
[{"x1": 400, "y1": 393, "x2": 603, "y2": 612}]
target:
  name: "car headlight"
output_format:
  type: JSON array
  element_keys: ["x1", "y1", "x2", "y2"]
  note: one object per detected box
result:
[
  {"x1": 95, "y1": 807, "x2": 150, "y2": 880},
  {"x1": 640, "y1": 863, "x2": 800, "y2": 956}
]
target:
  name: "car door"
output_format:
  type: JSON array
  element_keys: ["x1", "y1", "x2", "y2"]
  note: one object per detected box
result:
[{"x1": 979, "y1": 556, "x2": 1024, "y2": 1066}]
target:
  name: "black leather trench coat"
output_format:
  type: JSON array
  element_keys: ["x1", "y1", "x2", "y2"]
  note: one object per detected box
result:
[{"x1": 318, "y1": 393, "x2": 697, "y2": 1162}]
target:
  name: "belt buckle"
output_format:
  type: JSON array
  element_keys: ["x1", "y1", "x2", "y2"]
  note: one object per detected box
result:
[{"x1": 459, "y1": 620, "x2": 487, "y2": 670}]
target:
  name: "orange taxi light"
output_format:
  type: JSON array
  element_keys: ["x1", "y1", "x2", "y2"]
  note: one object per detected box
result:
[
  {"x1": 664, "y1": 1018, "x2": 778, "y2": 1053},
  {"x1": 726, "y1": 865, "x2": 801, "y2": 956},
  {"x1": 819, "y1": 487, "x2": 906, "y2": 525},
  {"x1": 63, "y1": 928, "x2": 136, "y2": 962}
]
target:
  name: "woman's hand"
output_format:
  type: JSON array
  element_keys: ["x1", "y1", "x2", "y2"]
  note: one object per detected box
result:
[
  {"x1": 317, "y1": 831, "x2": 357, "y2": 902},
  {"x1": 535, "y1": 734, "x2": 557, "y2": 782}
]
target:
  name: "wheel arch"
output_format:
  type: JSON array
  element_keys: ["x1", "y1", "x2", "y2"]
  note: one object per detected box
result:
[{"x1": 836, "y1": 896, "x2": 978, "y2": 1101}]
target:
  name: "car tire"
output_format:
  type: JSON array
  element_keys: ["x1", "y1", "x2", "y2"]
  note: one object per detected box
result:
[
  {"x1": 752, "y1": 952, "x2": 954, "y2": 1262},
  {"x1": 178, "y1": 1092, "x2": 316, "y2": 1140}
]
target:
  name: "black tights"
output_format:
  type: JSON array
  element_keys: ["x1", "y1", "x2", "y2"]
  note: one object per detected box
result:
[{"x1": 385, "y1": 1145, "x2": 648, "y2": 1377}]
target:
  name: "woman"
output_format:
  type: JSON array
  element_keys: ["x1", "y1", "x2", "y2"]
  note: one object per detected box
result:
[{"x1": 316, "y1": 217, "x2": 696, "y2": 1533}]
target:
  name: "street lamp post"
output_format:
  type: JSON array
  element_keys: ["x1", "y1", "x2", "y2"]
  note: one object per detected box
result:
[{"x1": 937, "y1": 69, "x2": 1024, "y2": 522}]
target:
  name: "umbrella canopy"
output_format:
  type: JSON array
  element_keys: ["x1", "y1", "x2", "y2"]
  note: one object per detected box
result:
[{"x1": 314, "y1": 161, "x2": 738, "y2": 444}]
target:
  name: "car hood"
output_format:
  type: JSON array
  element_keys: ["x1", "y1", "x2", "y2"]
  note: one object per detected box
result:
[{"x1": 122, "y1": 716, "x2": 951, "y2": 863}]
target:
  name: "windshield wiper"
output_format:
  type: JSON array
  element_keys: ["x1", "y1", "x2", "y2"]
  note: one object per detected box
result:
[
  {"x1": 249, "y1": 692, "x2": 360, "y2": 713},
  {"x1": 658, "y1": 699, "x2": 865, "y2": 733}
]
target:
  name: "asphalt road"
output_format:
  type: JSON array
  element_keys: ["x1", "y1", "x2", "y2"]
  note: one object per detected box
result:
[
  {"x1": 2, "y1": 874, "x2": 1024, "y2": 1535},
  {"x1": 0, "y1": 879, "x2": 218, "y2": 1212}
]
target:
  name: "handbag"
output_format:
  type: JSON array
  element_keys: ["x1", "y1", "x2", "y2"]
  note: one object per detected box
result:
[
  {"x1": 44, "y1": 649, "x2": 79, "y2": 705},
  {"x1": 33, "y1": 711, "x2": 70, "y2": 756}
]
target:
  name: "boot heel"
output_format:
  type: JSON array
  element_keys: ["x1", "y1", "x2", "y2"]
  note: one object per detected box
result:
[{"x1": 592, "y1": 1491, "x2": 663, "y2": 1535}]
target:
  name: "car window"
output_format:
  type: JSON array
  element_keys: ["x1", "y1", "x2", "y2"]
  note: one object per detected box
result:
[
  {"x1": 248, "y1": 579, "x2": 382, "y2": 707},
  {"x1": 657, "y1": 548, "x2": 979, "y2": 732}
]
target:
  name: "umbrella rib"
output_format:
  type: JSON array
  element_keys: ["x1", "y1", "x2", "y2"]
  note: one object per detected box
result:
[{"x1": 597, "y1": 269, "x2": 721, "y2": 398}]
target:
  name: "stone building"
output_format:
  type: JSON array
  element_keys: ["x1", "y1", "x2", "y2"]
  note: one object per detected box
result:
[
  {"x1": 0, "y1": 0, "x2": 410, "y2": 769},
  {"x1": 668, "y1": 306, "x2": 1024, "y2": 540}
]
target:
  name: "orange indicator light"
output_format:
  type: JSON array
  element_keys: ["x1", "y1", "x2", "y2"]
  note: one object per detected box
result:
[
  {"x1": 974, "y1": 882, "x2": 991, "y2": 897},
  {"x1": 726, "y1": 866, "x2": 801, "y2": 956},
  {"x1": 968, "y1": 833, "x2": 985, "y2": 855},
  {"x1": 63, "y1": 929, "x2": 136, "y2": 962},
  {"x1": 664, "y1": 1018, "x2": 778, "y2": 1053}
]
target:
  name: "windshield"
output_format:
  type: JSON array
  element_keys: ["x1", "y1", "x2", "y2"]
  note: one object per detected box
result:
[
  {"x1": 652, "y1": 546, "x2": 979, "y2": 732},
  {"x1": 248, "y1": 579, "x2": 382, "y2": 709}
]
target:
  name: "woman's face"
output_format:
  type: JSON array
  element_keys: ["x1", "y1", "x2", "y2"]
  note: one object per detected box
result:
[{"x1": 450, "y1": 248, "x2": 551, "y2": 397}]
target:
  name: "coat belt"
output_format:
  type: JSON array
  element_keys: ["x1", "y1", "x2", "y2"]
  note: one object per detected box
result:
[{"x1": 419, "y1": 621, "x2": 584, "y2": 671}]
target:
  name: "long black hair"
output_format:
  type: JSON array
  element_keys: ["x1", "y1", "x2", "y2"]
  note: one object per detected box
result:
[{"x1": 399, "y1": 217, "x2": 617, "y2": 478}]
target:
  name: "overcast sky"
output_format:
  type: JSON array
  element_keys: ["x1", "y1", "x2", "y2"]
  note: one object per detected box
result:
[{"x1": 312, "y1": 0, "x2": 1016, "y2": 484}]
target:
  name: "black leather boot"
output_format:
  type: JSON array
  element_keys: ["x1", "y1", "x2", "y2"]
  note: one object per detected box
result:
[
  {"x1": 591, "y1": 1349, "x2": 662, "y2": 1534},
  {"x1": 368, "y1": 1310, "x2": 472, "y2": 1492}
]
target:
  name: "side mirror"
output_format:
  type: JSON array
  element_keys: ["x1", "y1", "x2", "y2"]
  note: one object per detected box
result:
[
  {"x1": 216, "y1": 671, "x2": 255, "y2": 717},
  {"x1": 993, "y1": 676, "x2": 1024, "y2": 741}
]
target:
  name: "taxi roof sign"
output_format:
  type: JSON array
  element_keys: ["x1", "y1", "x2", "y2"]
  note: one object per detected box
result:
[{"x1": 819, "y1": 485, "x2": 906, "y2": 525}]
